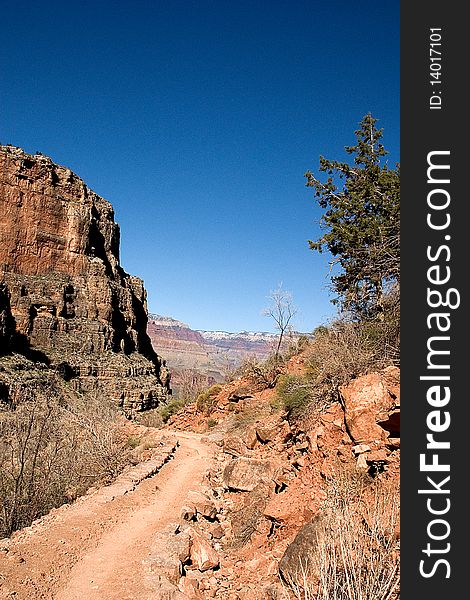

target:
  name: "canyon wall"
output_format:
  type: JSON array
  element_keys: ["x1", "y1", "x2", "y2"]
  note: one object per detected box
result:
[
  {"x1": 147, "y1": 315, "x2": 278, "y2": 393},
  {"x1": 0, "y1": 145, "x2": 171, "y2": 415}
]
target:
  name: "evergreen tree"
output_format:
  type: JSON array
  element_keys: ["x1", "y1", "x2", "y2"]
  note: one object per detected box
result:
[{"x1": 305, "y1": 114, "x2": 399, "y2": 319}]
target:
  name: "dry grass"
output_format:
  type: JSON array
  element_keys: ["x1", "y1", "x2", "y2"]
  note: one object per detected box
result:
[
  {"x1": 0, "y1": 382, "x2": 131, "y2": 538},
  {"x1": 233, "y1": 354, "x2": 283, "y2": 389},
  {"x1": 282, "y1": 469, "x2": 400, "y2": 600}
]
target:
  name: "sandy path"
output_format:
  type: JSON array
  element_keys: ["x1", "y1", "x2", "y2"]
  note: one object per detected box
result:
[{"x1": 0, "y1": 431, "x2": 213, "y2": 600}]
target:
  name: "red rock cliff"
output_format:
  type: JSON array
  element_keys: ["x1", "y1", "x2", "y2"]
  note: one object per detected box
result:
[{"x1": 0, "y1": 145, "x2": 171, "y2": 415}]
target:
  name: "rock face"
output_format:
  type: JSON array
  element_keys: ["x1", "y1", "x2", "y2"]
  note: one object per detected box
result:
[
  {"x1": 0, "y1": 283, "x2": 15, "y2": 354},
  {"x1": 339, "y1": 367, "x2": 400, "y2": 446},
  {"x1": 0, "y1": 145, "x2": 171, "y2": 414}
]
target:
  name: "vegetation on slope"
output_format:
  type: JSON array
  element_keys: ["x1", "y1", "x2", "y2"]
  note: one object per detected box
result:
[{"x1": 0, "y1": 357, "x2": 137, "y2": 538}]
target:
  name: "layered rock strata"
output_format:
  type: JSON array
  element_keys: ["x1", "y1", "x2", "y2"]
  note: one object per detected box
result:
[{"x1": 0, "y1": 145, "x2": 171, "y2": 415}]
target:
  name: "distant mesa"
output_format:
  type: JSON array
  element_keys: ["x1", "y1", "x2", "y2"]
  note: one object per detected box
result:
[
  {"x1": 147, "y1": 313, "x2": 283, "y2": 393},
  {"x1": 0, "y1": 145, "x2": 171, "y2": 416}
]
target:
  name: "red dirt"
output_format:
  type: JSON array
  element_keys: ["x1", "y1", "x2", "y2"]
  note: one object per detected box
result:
[{"x1": 0, "y1": 431, "x2": 214, "y2": 600}]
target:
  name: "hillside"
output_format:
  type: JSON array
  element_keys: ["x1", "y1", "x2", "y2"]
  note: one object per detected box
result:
[{"x1": 0, "y1": 347, "x2": 400, "y2": 599}]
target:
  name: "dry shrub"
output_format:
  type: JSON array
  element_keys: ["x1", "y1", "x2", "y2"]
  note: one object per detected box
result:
[
  {"x1": 234, "y1": 354, "x2": 282, "y2": 389},
  {"x1": 0, "y1": 383, "x2": 131, "y2": 538},
  {"x1": 283, "y1": 468, "x2": 400, "y2": 600},
  {"x1": 305, "y1": 285, "x2": 399, "y2": 389},
  {"x1": 195, "y1": 384, "x2": 223, "y2": 414},
  {"x1": 276, "y1": 374, "x2": 315, "y2": 418},
  {"x1": 306, "y1": 323, "x2": 376, "y2": 392},
  {"x1": 135, "y1": 408, "x2": 164, "y2": 428}
]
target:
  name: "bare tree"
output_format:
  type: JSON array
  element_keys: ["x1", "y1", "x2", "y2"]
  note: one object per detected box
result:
[{"x1": 263, "y1": 284, "x2": 297, "y2": 360}]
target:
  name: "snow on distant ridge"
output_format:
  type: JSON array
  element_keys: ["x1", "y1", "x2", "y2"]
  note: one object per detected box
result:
[
  {"x1": 148, "y1": 314, "x2": 277, "y2": 341},
  {"x1": 198, "y1": 330, "x2": 277, "y2": 343},
  {"x1": 148, "y1": 314, "x2": 190, "y2": 329}
]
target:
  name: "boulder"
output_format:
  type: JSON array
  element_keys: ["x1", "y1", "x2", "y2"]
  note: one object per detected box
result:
[
  {"x1": 279, "y1": 516, "x2": 324, "y2": 583},
  {"x1": 181, "y1": 505, "x2": 197, "y2": 521},
  {"x1": 264, "y1": 495, "x2": 295, "y2": 523},
  {"x1": 151, "y1": 575, "x2": 190, "y2": 599},
  {"x1": 148, "y1": 524, "x2": 191, "y2": 584},
  {"x1": 339, "y1": 369, "x2": 400, "y2": 445},
  {"x1": 352, "y1": 444, "x2": 371, "y2": 455},
  {"x1": 209, "y1": 523, "x2": 225, "y2": 539},
  {"x1": 223, "y1": 436, "x2": 248, "y2": 457},
  {"x1": 188, "y1": 528, "x2": 220, "y2": 572},
  {"x1": 178, "y1": 573, "x2": 204, "y2": 599},
  {"x1": 256, "y1": 417, "x2": 291, "y2": 444},
  {"x1": 186, "y1": 490, "x2": 218, "y2": 520},
  {"x1": 242, "y1": 426, "x2": 258, "y2": 450},
  {"x1": 231, "y1": 482, "x2": 271, "y2": 548},
  {"x1": 223, "y1": 458, "x2": 275, "y2": 492}
]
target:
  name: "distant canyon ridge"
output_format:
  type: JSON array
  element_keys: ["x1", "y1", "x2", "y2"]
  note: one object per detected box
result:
[{"x1": 147, "y1": 315, "x2": 281, "y2": 393}]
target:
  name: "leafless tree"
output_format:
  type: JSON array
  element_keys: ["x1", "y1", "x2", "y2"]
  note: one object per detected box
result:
[{"x1": 263, "y1": 284, "x2": 297, "y2": 360}]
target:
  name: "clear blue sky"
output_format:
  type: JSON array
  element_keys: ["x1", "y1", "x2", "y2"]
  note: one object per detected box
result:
[{"x1": 1, "y1": 0, "x2": 399, "y2": 333}]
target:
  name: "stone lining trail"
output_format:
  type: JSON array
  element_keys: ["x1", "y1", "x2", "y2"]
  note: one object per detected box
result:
[{"x1": 0, "y1": 431, "x2": 214, "y2": 600}]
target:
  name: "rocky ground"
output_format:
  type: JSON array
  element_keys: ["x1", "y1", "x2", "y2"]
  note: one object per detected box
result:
[
  {"x1": 0, "y1": 353, "x2": 400, "y2": 599},
  {"x1": 165, "y1": 354, "x2": 400, "y2": 598}
]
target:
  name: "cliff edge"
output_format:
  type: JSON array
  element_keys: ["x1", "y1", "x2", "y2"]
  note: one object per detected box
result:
[{"x1": 0, "y1": 145, "x2": 171, "y2": 415}]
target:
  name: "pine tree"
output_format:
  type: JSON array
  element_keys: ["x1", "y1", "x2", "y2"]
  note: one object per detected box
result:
[{"x1": 305, "y1": 114, "x2": 399, "y2": 319}]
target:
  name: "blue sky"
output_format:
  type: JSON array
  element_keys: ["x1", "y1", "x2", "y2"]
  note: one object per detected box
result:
[{"x1": 1, "y1": 1, "x2": 399, "y2": 333}]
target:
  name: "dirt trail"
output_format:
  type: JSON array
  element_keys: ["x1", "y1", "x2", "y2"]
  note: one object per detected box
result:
[{"x1": 0, "y1": 431, "x2": 213, "y2": 600}]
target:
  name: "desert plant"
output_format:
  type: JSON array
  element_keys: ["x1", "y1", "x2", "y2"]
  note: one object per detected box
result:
[
  {"x1": 276, "y1": 374, "x2": 314, "y2": 417},
  {"x1": 159, "y1": 398, "x2": 187, "y2": 423},
  {"x1": 234, "y1": 354, "x2": 282, "y2": 389},
  {"x1": 305, "y1": 321, "x2": 376, "y2": 390},
  {"x1": 195, "y1": 384, "x2": 223, "y2": 414},
  {"x1": 126, "y1": 435, "x2": 141, "y2": 449},
  {"x1": 284, "y1": 334, "x2": 311, "y2": 361},
  {"x1": 282, "y1": 470, "x2": 400, "y2": 600}
]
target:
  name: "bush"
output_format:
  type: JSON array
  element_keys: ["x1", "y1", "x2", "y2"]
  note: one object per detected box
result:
[
  {"x1": 135, "y1": 408, "x2": 163, "y2": 428},
  {"x1": 305, "y1": 321, "x2": 377, "y2": 390},
  {"x1": 234, "y1": 354, "x2": 282, "y2": 389},
  {"x1": 126, "y1": 435, "x2": 141, "y2": 449},
  {"x1": 0, "y1": 384, "x2": 131, "y2": 538},
  {"x1": 195, "y1": 384, "x2": 223, "y2": 414},
  {"x1": 274, "y1": 289, "x2": 399, "y2": 421},
  {"x1": 159, "y1": 398, "x2": 187, "y2": 423},
  {"x1": 303, "y1": 291, "x2": 399, "y2": 407},
  {"x1": 283, "y1": 334, "x2": 311, "y2": 361},
  {"x1": 276, "y1": 374, "x2": 313, "y2": 417}
]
